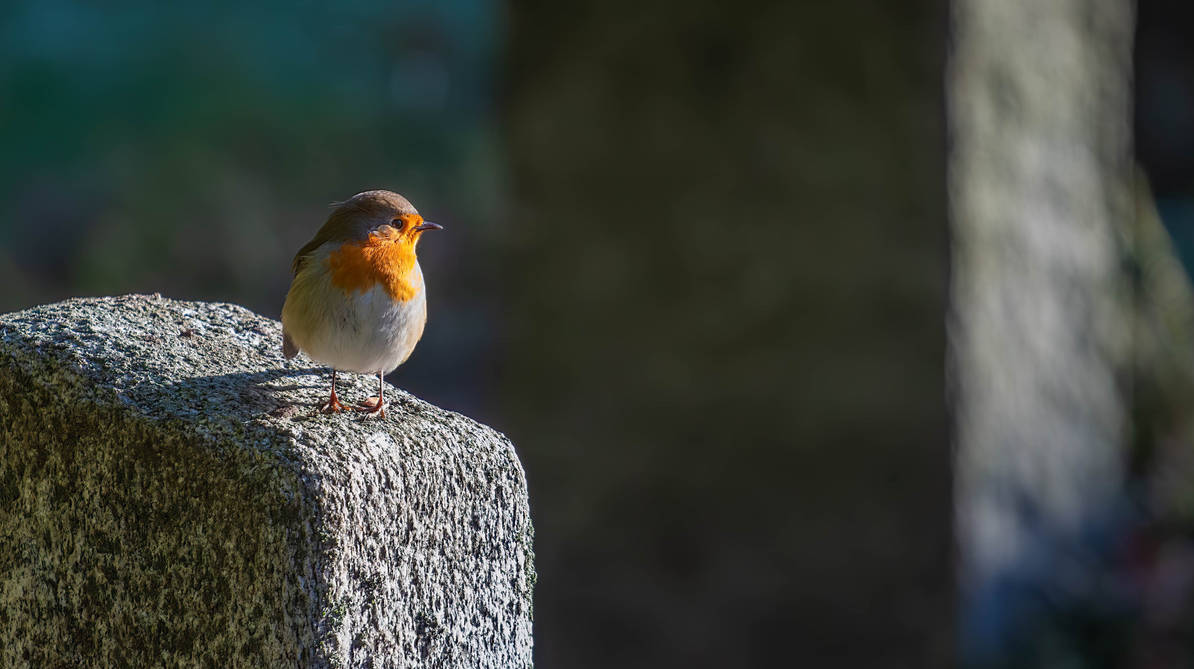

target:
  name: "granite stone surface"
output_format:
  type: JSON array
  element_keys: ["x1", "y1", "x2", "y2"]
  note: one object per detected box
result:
[{"x1": 0, "y1": 294, "x2": 534, "y2": 667}]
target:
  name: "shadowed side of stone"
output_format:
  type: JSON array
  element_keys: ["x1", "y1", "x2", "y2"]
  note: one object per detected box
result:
[
  {"x1": 0, "y1": 373, "x2": 316, "y2": 664},
  {"x1": 0, "y1": 295, "x2": 534, "y2": 668}
]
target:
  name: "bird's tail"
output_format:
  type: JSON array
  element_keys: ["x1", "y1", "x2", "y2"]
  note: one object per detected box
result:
[{"x1": 282, "y1": 330, "x2": 299, "y2": 359}]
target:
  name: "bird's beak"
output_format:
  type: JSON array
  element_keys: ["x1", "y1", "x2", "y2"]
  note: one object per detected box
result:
[{"x1": 413, "y1": 221, "x2": 443, "y2": 232}]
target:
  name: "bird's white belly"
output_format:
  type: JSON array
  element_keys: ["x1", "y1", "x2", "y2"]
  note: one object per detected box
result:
[{"x1": 284, "y1": 260, "x2": 427, "y2": 374}]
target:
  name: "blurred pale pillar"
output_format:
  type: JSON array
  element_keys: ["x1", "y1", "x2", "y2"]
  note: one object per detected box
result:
[{"x1": 948, "y1": 0, "x2": 1135, "y2": 589}]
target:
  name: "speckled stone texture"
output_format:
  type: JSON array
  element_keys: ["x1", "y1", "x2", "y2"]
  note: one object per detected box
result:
[{"x1": 0, "y1": 295, "x2": 534, "y2": 668}]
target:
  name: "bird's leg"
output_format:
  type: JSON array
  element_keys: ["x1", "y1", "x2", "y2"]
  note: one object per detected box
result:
[
  {"x1": 318, "y1": 369, "x2": 347, "y2": 413},
  {"x1": 356, "y1": 372, "x2": 386, "y2": 419}
]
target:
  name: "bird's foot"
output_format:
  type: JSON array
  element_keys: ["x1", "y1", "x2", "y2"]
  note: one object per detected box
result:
[
  {"x1": 318, "y1": 395, "x2": 348, "y2": 414},
  {"x1": 354, "y1": 396, "x2": 386, "y2": 420}
]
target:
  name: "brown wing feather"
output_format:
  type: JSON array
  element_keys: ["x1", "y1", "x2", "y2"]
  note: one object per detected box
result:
[
  {"x1": 290, "y1": 205, "x2": 355, "y2": 275},
  {"x1": 291, "y1": 231, "x2": 331, "y2": 275}
]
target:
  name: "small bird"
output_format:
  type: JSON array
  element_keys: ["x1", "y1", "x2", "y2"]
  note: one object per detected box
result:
[{"x1": 281, "y1": 190, "x2": 442, "y2": 419}]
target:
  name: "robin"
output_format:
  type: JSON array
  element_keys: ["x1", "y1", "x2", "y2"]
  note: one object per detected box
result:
[{"x1": 281, "y1": 190, "x2": 442, "y2": 419}]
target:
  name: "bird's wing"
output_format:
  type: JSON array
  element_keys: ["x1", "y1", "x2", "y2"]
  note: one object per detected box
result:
[
  {"x1": 291, "y1": 204, "x2": 360, "y2": 274},
  {"x1": 291, "y1": 233, "x2": 331, "y2": 275}
]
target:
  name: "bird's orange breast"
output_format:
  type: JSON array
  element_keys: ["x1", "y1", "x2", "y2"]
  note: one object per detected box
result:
[{"x1": 326, "y1": 229, "x2": 420, "y2": 302}]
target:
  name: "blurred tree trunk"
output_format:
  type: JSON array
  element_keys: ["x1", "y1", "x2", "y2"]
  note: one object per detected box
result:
[{"x1": 948, "y1": 0, "x2": 1135, "y2": 610}]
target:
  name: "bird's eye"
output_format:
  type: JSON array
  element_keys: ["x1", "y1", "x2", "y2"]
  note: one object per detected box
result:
[{"x1": 391, "y1": 217, "x2": 404, "y2": 229}]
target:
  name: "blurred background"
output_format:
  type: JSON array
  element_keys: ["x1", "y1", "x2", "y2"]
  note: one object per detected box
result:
[
  {"x1": 1139, "y1": 1, "x2": 1194, "y2": 263},
  {"x1": 4, "y1": 0, "x2": 940, "y2": 666},
  {"x1": 4, "y1": 0, "x2": 1190, "y2": 667}
]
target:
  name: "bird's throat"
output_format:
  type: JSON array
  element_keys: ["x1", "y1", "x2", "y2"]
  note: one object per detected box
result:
[{"x1": 327, "y1": 231, "x2": 420, "y2": 302}]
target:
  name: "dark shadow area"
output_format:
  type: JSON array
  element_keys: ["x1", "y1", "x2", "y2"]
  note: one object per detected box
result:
[
  {"x1": 503, "y1": 1, "x2": 950, "y2": 666},
  {"x1": 127, "y1": 366, "x2": 429, "y2": 426},
  {"x1": 1138, "y1": 0, "x2": 1194, "y2": 267},
  {"x1": 154, "y1": 366, "x2": 325, "y2": 411}
]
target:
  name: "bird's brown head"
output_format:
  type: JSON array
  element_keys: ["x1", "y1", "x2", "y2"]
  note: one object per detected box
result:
[
  {"x1": 290, "y1": 190, "x2": 443, "y2": 276},
  {"x1": 325, "y1": 190, "x2": 443, "y2": 245}
]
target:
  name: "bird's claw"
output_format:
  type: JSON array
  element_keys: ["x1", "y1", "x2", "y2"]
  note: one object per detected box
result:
[
  {"x1": 353, "y1": 396, "x2": 386, "y2": 419},
  {"x1": 318, "y1": 396, "x2": 347, "y2": 414}
]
